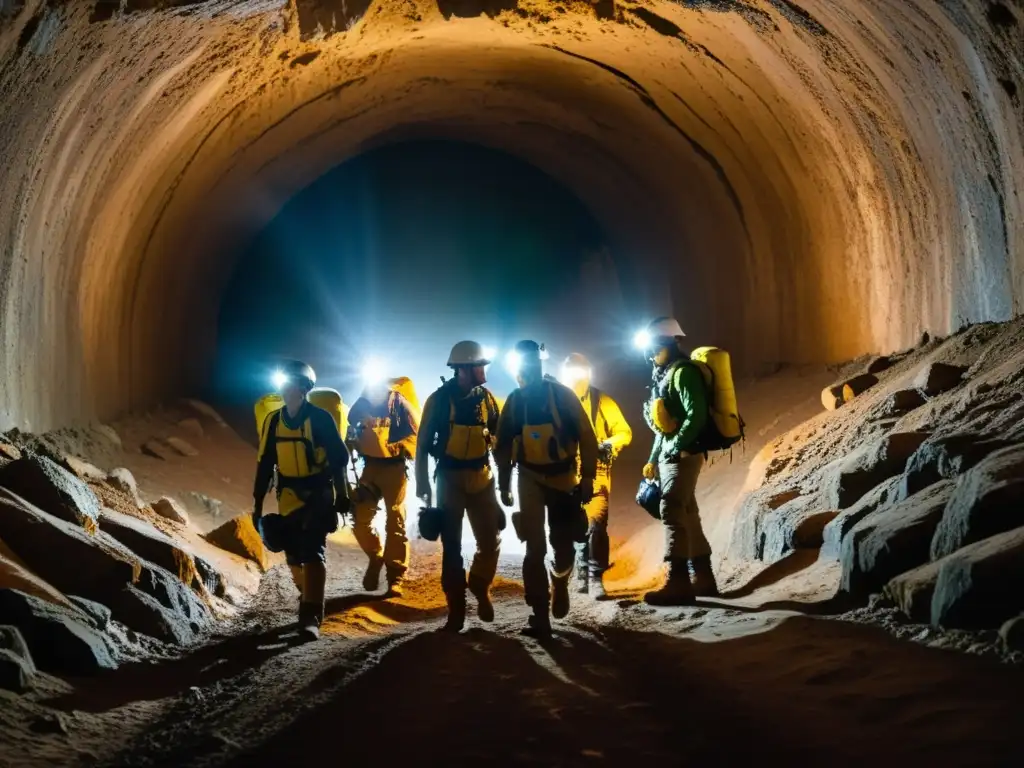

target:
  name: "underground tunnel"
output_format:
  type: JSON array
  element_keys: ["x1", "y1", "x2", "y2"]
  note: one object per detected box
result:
[{"x1": 1, "y1": 0, "x2": 1023, "y2": 765}]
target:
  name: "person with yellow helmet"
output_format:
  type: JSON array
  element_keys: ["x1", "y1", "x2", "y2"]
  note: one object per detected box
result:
[
  {"x1": 415, "y1": 341, "x2": 504, "y2": 633},
  {"x1": 636, "y1": 317, "x2": 718, "y2": 605},
  {"x1": 252, "y1": 360, "x2": 351, "y2": 640},
  {"x1": 495, "y1": 340, "x2": 599, "y2": 640},
  {"x1": 346, "y1": 378, "x2": 419, "y2": 598},
  {"x1": 560, "y1": 353, "x2": 632, "y2": 599}
]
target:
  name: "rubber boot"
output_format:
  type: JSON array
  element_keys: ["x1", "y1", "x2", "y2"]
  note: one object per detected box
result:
[
  {"x1": 551, "y1": 571, "x2": 571, "y2": 620},
  {"x1": 363, "y1": 555, "x2": 384, "y2": 592},
  {"x1": 299, "y1": 561, "x2": 327, "y2": 641},
  {"x1": 689, "y1": 555, "x2": 720, "y2": 598},
  {"x1": 468, "y1": 575, "x2": 494, "y2": 623},
  {"x1": 644, "y1": 559, "x2": 696, "y2": 606}
]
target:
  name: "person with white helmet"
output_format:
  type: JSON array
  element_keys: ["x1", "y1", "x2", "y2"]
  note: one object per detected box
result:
[
  {"x1": 560, "y1": 352, "x2": 632, "y2": 599},
  {"x1": 636, "y1": 317, "x2": 718, "y2": 605},
  {"x1": 415, "y1": 341, "x2": 504, "y2": 632},
  {"x1": 252, "y1": 360, "x2": 352, "y2": 640}
]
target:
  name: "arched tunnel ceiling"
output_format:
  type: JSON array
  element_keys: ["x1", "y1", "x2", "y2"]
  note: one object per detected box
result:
[{"x1": 0, "y1": 0, "x2": 1021, "y2": 431}]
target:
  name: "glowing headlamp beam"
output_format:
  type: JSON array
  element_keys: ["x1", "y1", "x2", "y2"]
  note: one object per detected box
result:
[
  {"x1": 271, "y1": 370, "x2": 288, "y2": 390},
  {"x1": 361, "y1": 358, "x2": 387, "y2": 385},
  {"x1": 633, "y1": 329, "x2": 653, "y2": 350},
  {"x1": 561, "y1": 365, "x2": 591, "y2": 384}
]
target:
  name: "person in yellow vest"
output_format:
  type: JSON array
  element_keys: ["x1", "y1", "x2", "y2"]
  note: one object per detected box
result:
[
  {"x1": 495, "y1": 340, "x2": 599, "y2": 640},
  {"x1": 415, "y1": 341, "x2": 504, "y2": 633},
  {"x1": 637, "y1": 317, "x2": 719, "y2": 605},
  {"x1": 560, "y1": 353, "x2": 632, "y2": 599},
  {"x1": 347, "y1": 379, "x2": 419, "y2": 597},
  {"x1": 252, "y1": 360, "x2": 351, "y2": 640}
]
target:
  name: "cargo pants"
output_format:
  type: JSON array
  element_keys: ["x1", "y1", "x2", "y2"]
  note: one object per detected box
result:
[
  {"x1": 437, "y1": 468, "x2": 502, "y2": 605},
  {"x1": 577, "y1": 465, "x2": 611, "y2": 576},
  {"x1": 518, "y1": 468, "x2": 579, "y2": 613},
  {"x1": 658, "y1": 453, "x2": 711, "y2": 559},
  {"x1": 352, "y1": 460, "x2": 409, "y2": 585}
]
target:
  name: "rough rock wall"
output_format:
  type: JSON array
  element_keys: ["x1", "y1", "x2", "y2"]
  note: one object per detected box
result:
[{"x1": 0, "y1": 0, "x2": 1021, "y2": 430}]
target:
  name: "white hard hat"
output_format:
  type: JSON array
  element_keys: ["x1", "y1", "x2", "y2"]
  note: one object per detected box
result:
[
  {"x1": 647, "y1": 317, "x2": 686, "y2": 338},
  {"x1": 447, "y1": 341, "x2": 491, "y2": 367}
]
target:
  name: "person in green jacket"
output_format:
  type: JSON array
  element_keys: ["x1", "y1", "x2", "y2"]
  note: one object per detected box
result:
[{"x1": 638, "y1": 317, "x2": 719, "y2": 605}]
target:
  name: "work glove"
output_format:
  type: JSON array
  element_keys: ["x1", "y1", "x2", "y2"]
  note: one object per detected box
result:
[
  {"x1": 598, "y1": 442, "x2": 615, "y2": 463},
  {"x1": 579, "y1": 478, "x2": 595, "y2": 505},
  {"x1": 335, "y1": 492, "x2": 351, "y2": 517},
  {"x1": 500, "y1": 488, "x2": 514, "y2": 508},
  {"x1": 642, "y1": 462, "x2": 657, "y2": 480}
]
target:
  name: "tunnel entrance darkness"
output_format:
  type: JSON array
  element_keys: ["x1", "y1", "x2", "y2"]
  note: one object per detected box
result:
[{"x1": 212, "y1": 139, "x2": 628, "y2": 422}]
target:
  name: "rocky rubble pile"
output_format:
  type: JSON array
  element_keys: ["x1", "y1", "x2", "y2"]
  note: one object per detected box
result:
[
  {"x1": 732, "y1": 319, "x2": 1024, "y2": 635},
  {"x1": 0, "y1": 411, "x2": 269, "y2": 695}
]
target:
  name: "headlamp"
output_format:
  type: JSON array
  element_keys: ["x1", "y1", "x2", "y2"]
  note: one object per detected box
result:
[
  {"x1": 361, "y1": 358, "x2": 387, "y2": 385},
  {"x1": 633, "y1": 329, "x2": 652, "y2": 350},
  {"x1": 561, "y1": 365, "x2": 591, "y2": 385},
  {"x1": 271, "y1": 370, "x2": 288, "y2": 390}
]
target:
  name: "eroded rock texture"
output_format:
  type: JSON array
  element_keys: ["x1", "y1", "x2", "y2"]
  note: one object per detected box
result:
[{"x1": 0, "y1": 0, "x2": 1021, "y2": 430}]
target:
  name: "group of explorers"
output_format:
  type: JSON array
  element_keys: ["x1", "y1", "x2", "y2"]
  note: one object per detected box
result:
[{"x1": 251, "y1": 316, "x2": 742, "y2": 641}]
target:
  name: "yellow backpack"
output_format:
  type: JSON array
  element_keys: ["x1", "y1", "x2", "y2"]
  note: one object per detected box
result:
[
  {"x1": 254, "y1": 387, "x2": 349, "y2": 443},
  {"x1": 689, "y1": 347, "x2": 744, "y2": 449}
]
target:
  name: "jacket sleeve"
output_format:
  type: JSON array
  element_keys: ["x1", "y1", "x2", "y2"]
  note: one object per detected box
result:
[
  {"x1": 647, "y1": 433, "x2": 663, "y2": 466},
  {"x1": 599, "y1": 394, "x2": 632, "y2": 455},
  {"x1": 253, "y1": 412, "x2": 278, "y2": 502},
  {"x1": 672, "y1": 364, "x2": 708, "y2": 452},
  {"x1": 563, "y1": 387, "x2": 598, "y2": 481},
  {"x1": 389, "y1": 395, "x2": 419, "y2": 459},
  {"x1": 313, "y1": 409, "x2": 351, "y2": 501},
  {"x1": 493, "y1": 391, "x2": 519, "y2": 492},
  {"x1": 414, "y1": 392, "x2": 437, "y2": 492}
]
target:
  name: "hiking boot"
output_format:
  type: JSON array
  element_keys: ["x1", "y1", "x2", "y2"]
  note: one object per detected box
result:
[
  {"x1": 590, "y1": 574, "x2": 608, "y2": 600},
  {"x1": 551, "y1": 573, "x2": 570, "y2": 619},
  {"x1": 644, "y1": 559, "x2": 696, "y2": 606},
  {"x1": 689, "y1": 556, "x2": 720, "y2": 597},
  {"x1": 520, "y1": 612, "x2": 552, "y2": 641},
  {"x1": 298, "y1": 602, "x2": 322, "y2": 642},
  {"x1": 468, "y1": 577, "x2": 494, "y2": 623},
  {"x1": 363, "y1": 556, "x2": 384, "y2": 592},
  {"x1": 439, "y1": 602, "x2": 466, "y2": 633},
  {"x1": 384, "y1": 580, "x2": 404, "y2": 599}
]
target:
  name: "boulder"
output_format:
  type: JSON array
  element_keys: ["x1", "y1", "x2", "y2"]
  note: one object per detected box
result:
[
  {"x1": 68, "y1": 596, "x2": 112, "y2": 631},
  {"x1": 152, "y1": 497, "x2": 190, "y2": 526},
  {"x1": 65, "y1": 456, "x2": 107, "y2": 483},
  {"x1": 142, "y1": 439, "x2": 176, "y2": 461},
  {"x1": 821, "y1": 385, "x2": 844, "y2": 411},
  {"x1": 914, "y1": 362, "x2": 966, "y2": 396},
  {"x1": 759, "y1": 493, "x2": 834, "y2": 563},
  {"x1": 0, "y1": 625, "x2": 36, "y2": 693},
  {"x1": 166, "y1": 437, "x2": 199, "y2": 458},
  {"x1": 840, "y1": 480, "x2": 955, "y2": 595},
  {"x1": 792, "y1": 511, "x2": 839, "y2": 549},
  {"x1": 0, "y1": 589, "x2": 117, "y2": 675},
  {"x1": 0, "y1": 489, "x2": 140, "y2": 607},
  {"x1": 178, "y1": 418, "x2": 205, "y2": 440},
  {"x1": 100, "y1": 508, "x2": 221, "y2": 596},
  {"x1": 1, "y1": 536, "x2": 76, "y2": 609},
  {"x1": 106, "y1": 468, "x2": 143, "y2": 507},
  {"x1": 930, "y1": 444, "x2": 1024, "y2": 560},
  {"x1": 0, "y1": 454, "x2": 102, "y2": 530},
  {"x1": 881, "y1": 389, "x2": 926, "y2": 418},
  {"x1": 842, "y1": 373, "x2": 879, "y2": 402},
  {"x1": 1000, "y1": 614, "x2": 1024, "y2": 652},
  {"x1": 821, "y1": 475, "x2": 903, "y2": 560},
  {"x1": 0, "y1": 648, "x2": 34, "y2": 693},
  {"x1": 107, "y1": 581, "x2": 206, "y2": 646},
  {"x1": 930, "y1": 526, "x2": 1024, "y2": 629},
  {"x1": 205, "y1": 514, "x2": 271, "y2": 571},
  {"x1": 900, "y1": 434, "x2": 1016, "y2": 500},
  {"x1": 822, "y1": 432, "x2": 930, "y2": 510},
  {"x1": 185, "y1": 399, "x2": 228, "y2": 427}
]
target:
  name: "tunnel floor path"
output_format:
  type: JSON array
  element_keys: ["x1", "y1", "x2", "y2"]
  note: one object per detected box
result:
[{"x1": 58, "y1": 540, "x2": 1024, "y2": 768}]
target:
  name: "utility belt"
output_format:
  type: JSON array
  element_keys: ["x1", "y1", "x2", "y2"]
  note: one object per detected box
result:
[
  {"x1": 437, "y1": 454, "x2": 490, "y2": 471},
  {"x1": 277, "y1": 471, "x2": 332, "y2": 496},
  {"x1": 520, "y1": 457, "x2": 575, "y2": 477}
]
